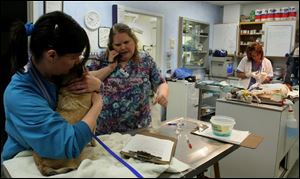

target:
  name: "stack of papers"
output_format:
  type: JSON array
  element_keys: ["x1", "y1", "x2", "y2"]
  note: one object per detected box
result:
[{"x1": 192, "y1": 125, "x2": 250, "y2": 145}]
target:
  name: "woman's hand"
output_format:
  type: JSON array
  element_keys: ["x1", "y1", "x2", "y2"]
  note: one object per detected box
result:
[
  {"x1": 108, "y1": 50, "x2": 119, "y2": 69},
  {"x1": 82, "y1": 92, "x2": 103, "y2": 131},
  {"x1": 67, "y1": 71, "x2": 102, "y2": 94},
  {"x1": 153, "y1": 83, "x2": 169, "y2": 108}
]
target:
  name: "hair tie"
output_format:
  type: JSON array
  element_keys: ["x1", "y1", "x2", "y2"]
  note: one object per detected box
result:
[{"x1": 24, "y1": 22, "x2": 34, "y2": 36}]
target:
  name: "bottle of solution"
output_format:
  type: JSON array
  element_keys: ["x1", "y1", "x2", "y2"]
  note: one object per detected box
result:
[
  {"x1": 226, "y1": 63, "x2": 233, "y2": 76},
  {"x1": 286, "y1": 106, "x2": 298, "y2": 138}
]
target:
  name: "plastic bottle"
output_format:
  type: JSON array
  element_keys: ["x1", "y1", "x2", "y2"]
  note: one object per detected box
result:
[
  {"x1": 226, "y1": 63, "x2": 233, "y2": 76},
  {"x1": 285, "y1": 100, "x2": 298, "y2": 138}
]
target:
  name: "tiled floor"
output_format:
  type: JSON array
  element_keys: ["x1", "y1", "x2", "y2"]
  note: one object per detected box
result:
[{"x1": 287, "y1": 159, "x2": 299, "y2": 178}]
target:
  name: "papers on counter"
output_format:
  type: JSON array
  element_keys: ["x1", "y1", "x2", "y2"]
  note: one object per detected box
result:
[{"x1": 192, "y1": 124, "x2": 250, "y2": 145}]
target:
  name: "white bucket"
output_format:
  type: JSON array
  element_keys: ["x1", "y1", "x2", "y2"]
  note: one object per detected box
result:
[
  {"x1": 255, "y1": 9, "x2": 262, "y2": 22},
  {"x1": 267, "y1": 8, "x2": 275, "y2": 21},
  {"x1": 210, "y1": 115, "x2": 236, "y2": 136},
  {"x1": 281, "y1": 7, "x2": 289, "y2": 20},
  {"x1": 289, "y1": 7, "x2": 296, "y2": 20},
  {"x1": 274, "y1": 8, "x2": 282, "y2": 21},
  {"x1": 261, "y1": 9, "x2": 268, "y2": 21}
]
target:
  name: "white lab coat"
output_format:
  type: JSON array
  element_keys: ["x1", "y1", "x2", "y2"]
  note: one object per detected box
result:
[{"x1": 237, "y1": 56, "x2": 273, "y2": 89}]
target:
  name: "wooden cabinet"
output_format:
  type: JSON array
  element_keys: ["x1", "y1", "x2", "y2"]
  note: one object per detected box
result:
[
  {"x1": 178, "y1": 17, "x2": 209, "y2": 69},
  {"x1": 238, "y1": 22, "x2": 264, "y2": 56}
]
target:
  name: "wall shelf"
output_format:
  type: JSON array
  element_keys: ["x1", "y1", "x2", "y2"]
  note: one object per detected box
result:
[{"x1": 238, "y1": 22, "x2": 264, "y2": 56}]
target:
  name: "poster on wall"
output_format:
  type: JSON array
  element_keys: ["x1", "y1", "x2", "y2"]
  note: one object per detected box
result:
[
  {"x1": 44, "y1": 1, "x2": 63, "y2": 14},
  {"x1": 98, "y1": 27, "x2": 110, "y2": 48}
]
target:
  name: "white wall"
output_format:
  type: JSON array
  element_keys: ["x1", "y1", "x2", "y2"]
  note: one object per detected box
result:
[
  {"x1": 32, "y1": 1, "x2": 299, "y2": 76},
  {"x1": 61, "y1": 1, "x2": 222, "y2": 74},
  {"x1": 223, "y1": 4, "x2": 241, "y2": 23}
]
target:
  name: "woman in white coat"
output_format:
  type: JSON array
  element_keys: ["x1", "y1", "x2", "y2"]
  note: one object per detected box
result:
[{"x1": 236, "y1": 42, "x2": 273, "y2": 89}]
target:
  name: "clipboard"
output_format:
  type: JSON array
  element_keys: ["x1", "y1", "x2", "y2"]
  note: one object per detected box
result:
[{"x1": 120, "y1": 131, "x2": 177, "y2": 164}]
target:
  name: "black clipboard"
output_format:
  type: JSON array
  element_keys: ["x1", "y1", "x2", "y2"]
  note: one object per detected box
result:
[{"x1": 120, "y1": 131, "x2": 177, "y2": 164}]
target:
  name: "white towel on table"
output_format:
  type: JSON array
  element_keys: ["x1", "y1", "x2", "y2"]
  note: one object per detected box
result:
[{"x1": 3, "y1": 133, "x2": 190, "y2": 178}]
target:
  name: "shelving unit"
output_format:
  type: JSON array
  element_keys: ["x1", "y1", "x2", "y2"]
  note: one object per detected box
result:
[
  {"x1": 195, "y1": 82, "x2": 230, "y2": 121},
  {"x1": 178, "y1": 16, "x2": 209, "y2": 68},
  {"x1": 238, "y1": 21, "x2": 264, "y2": 56}
]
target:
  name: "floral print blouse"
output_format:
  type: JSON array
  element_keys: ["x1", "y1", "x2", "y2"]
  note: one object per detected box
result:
[{"x1": 86, "y1": 51, "x2": 165, "y2": 134}]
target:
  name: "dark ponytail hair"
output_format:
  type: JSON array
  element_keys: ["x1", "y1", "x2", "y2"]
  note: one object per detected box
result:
[
  {"x1": 8, "y1": 11, "x2": 90, "y2": 74},
  {"x1": 7, "y1": 20, "x2": 28, "y2": 75}
]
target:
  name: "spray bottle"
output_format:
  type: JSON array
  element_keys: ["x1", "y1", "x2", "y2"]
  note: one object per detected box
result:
[{"x1": 284, "y1": 99, "x2": 298, "y2": 138}]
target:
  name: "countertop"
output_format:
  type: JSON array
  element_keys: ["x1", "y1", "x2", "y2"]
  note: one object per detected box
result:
[{"x1": 217, "y1": 98, "x2": 289, "y2": 112}]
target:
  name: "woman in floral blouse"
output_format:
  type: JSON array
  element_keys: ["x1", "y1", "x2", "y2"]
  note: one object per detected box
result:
[{"x1": 86, "y1": 23, "x2": 168, "y2": 134}]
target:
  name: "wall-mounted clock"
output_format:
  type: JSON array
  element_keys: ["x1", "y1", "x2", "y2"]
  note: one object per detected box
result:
[{"x1": 84, "y1": 10, "x2": 101, "y2": 30}]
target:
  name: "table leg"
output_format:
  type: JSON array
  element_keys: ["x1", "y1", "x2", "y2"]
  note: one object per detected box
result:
[
  {"x1": 213, "y1": 162, "x2": 220, "y2": 178},
  {"x1": 197, "y1": 88, "x2": 203, "y2": 120}
]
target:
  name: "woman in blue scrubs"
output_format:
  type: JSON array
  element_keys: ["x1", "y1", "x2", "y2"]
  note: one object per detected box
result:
[{"x1": 1, "y1": 11, "x2": 102, "y2": 163}]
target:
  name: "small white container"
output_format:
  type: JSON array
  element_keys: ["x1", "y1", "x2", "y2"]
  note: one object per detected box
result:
[
  {"x1": 281, "y1": 7, "x2": 289, "y2": 20},
  {"x1": 255, "y1": 9, "x2": 262, "y2": 22},
  {"x1": 274, "y1": 8, "x2": 282, "y2": 21},
  {"x1": 288, "y1": 7, "x2": 296, "y2": 20},
  {"x1": 210, "y1": 115, "x2": 236, "y2": 136}
]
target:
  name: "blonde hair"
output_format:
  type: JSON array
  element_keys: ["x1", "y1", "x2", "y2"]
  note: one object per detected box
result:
[{"x1": 106, "y1": 23, "x2": 140, "y2": 63}]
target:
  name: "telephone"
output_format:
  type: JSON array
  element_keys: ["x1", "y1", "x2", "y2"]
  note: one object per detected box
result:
[{"x1": 109, "y1": 45, "x2": 122, "y2": 63}]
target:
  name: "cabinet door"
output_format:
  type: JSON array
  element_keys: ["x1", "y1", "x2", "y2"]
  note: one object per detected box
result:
[
  {"x1": 166, "y1": 81, "x2": 188, "y2": 120},
  {"x1": 264, "y1": 21, "x2": 296, "y2": 57},
  {"x1": 212, "y1": 23, "x2": 238, "y2": 55},
  {"x1": 186, "y1": 83, "x2": 199, "y2": 119},
  {"x1": 178, "y1": 17, "x2": 209, "y2": 69}
]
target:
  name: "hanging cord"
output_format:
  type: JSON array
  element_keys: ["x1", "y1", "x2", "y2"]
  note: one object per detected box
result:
[{"x1": 91, "y1": 133, "x2": 144, "y2": 178}]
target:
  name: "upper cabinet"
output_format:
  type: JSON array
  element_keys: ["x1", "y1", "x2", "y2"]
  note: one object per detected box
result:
[
  {"x1": 178, "y1": 17, "x2": 209, "y2": 69},
  {"x1": 263, "y1": 20, "x2": 296, "y2": 57},
  {"x1": 212, "y1": 23, "x2": 238, "y2": 56},
  {"x1": 238, "y1": 22, "x2": 264, "y2": 56},
  {"x1": 238, "y1": 20, "x2": 296, "y2": 57}
]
